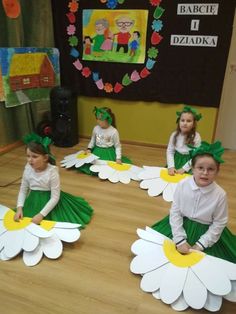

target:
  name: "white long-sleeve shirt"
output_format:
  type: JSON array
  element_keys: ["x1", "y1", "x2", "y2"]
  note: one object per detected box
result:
[
  {"x1": 87, "y1": 125, "x2": 122, "y2": 159},
  {"x1": 17, "y1": 163, "x2": 60, "y2": 217},
  {"x1": 166, "y1": 131, "x2": 201, "y2": 172},
  {"x1": 170, "y1": 176, "x2": 228, "y2": 249}
]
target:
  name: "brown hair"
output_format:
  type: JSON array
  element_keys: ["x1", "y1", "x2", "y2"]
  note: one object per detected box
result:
[
  {"x1": 192, "y1": 153, "x2": 220, "y2": 171},
  {"x1": 174, "y1": 112, "x2": 197, "y2": 146},
  {"x1": 26, "y1": 142, "x2": 56, "y2": 165}
]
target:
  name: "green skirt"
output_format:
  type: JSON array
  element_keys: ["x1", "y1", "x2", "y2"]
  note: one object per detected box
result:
[
  {"x1": 78, "y1": 146, "x2": 132, "y2": 175},
  {"x1": 174, "y1": 151, "x2": 192, "y2": 174},
  {"x1": 152, "y1": 215, "x2": 236, "y2": 263},
  {"x1": 22, "y1": 190, "x2": 93, "y2": 227}
]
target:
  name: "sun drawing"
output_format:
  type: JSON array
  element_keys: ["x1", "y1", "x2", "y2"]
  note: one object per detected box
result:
[
  {"x1": 138, "y1": 166, "x2": 191, "y2": 202},
  {"x1": 60, "y1": 150, "x2": 99, "y2": 168},
  {"x1": 90, "y1": 160, "x2": 143, "y2": 184},
  {"x1": 130, "y1": 227, "x2": 236, "y2": 312},
  {"x1": 0, "y1": 204, "x2": 81, "y2": 267}
]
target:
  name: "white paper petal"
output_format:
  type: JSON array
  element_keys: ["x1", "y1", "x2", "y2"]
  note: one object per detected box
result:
[
  {"x1": 74, "y1": 159, "x2": 85, "y2": 168},
  {"x1": 191, "y1": 256, "x2": 231, "y2": 296},
  {"x1": 138, "y1": 166, "x2": 162, "y2": 180},
  {"x1": 141, "y1": 263, "x2": 169, "y2": 292},
  {"x1": 171, "y1": 293, "x2": 189, "y2": 311},
  {"x1": 131, "y1": 239, "x2": 159, "y2": 256},
  {"x1": 0, "y1": 249, "x2": 11, "y2": 260},
  {"x1": 137, "y1": 228, "x2": 165, "y2": 245},
  {"x1": 183, "y1": 268, "x2": 207, "y2": 309},
  {"x1": 23, "y1": 245, "x2": 43, "y2": 266},
  {"x1": 54, "y1": 228, "x2": 80, "y2": 243},
  {"x1": 108, "y1": 171, "x2": 119, "y2": 183},
  {"x1": 152, "y1": 289, "x2": 161, "y2": 299},
  {"x1": 207, "y1": 255, "x2": 236, "y2": 280},
  {"x1": 61, "y1": 153, "x2": 78, "y2": 161},
  {"x1": 204, "y1": 292, "x2": 222, "y2": 312},
  {"x1": 163, "y1": 183, "x2": 176, "y2": 202},
  {"x1": 4, "y1": 229, "x2": 24, "y2": 258},
  {"x1": 89, "y1": 164, "x2": 101, "y2": 173},
  {"x1": 148, "y1": 179, "x2": 168, "y2": 197},
  {"x1": 140, "y1": 179, "x2": 154, "y2": 189},
  {"x1": 0, "y1": 231, "x2": 7, "y2": 251},
  {"x1": 54, "y1": 222, "x2": 81, "y2": 229},
  {"x1": 130, "y1": 247, "x2": 168, "y2": 274},
  {"x1": 0, "y1": 221, "x2": 7, "y2": 237},
  {"x1": 41, "y1": 235, "x2": 63, "y2": 259},
  {"x1": 64, "y1": 159, "x2": 77, "y2": 168},
  {"x1": 160, "y1": 264, "x2": 188, "y2": 304},
  {"x1": 23, "y1": 230, "x2": 39, "y2": 252},
  {"x1": 224, "y1": 280, "x2": 236, "y2": 302},
  {"x1": 119, "y1": 171, "x2": 131, "y2": 184},
  {"x1": 26, "y1": 223, "x2": 52, "y2": 238},
  {"x1": 99, "y1": 167, "x2": 114, "y2": 180}
]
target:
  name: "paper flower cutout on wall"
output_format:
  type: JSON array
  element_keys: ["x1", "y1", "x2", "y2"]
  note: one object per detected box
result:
[
  {"x1": 90, "y1": 161, "x2": 142, "y2": 184},
  {"x1": 60, "y1": 150, "x2": 99, "y2": 169},
  {"x1": 139, "y1": 166, "x2": 190, "y2": 202},
  {"x1": 0, "y1": 204, "x2": 81, "y2": 266},
  {"x1": 130, "y1": 227, "x2": 236, "y2": 312}
]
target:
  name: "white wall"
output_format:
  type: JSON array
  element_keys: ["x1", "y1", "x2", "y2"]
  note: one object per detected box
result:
[{"x1": 215, "y1": 10, "x2": 236, "y2": 149}]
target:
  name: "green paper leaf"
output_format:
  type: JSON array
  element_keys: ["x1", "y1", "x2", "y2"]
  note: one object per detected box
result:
[
  {"x1": 153, "y1": 6, "x2": 165, "y2": 19},
  {"x1": 122, "y1": 74, "x2": 132, "y2": 86}
]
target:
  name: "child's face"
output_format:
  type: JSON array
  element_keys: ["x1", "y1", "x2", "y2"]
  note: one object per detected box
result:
[
  {"x1": 179, "y1": 112, "x2": 195, "y2": 134},
  {"x1": 26, "y1": 148, "x2": 48, "y2": 172},
  {"x1": 192, "y1": 156, "x2": 219, "y2": 187},
  {"x1": 97, "y1": 118, "x2": 109, "y2": 129}
]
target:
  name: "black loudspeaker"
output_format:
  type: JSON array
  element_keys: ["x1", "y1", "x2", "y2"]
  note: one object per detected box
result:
[{"x1": 50, "y1": 86, "x2": 78, "y2": 147}]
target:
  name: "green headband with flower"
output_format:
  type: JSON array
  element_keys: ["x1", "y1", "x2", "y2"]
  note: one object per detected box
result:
[
  {"x1": 23, "y1": 133, "x2": 56, "y2": 161},
  {"x1": 189, "y1": 141, "x2": 225, "y2": 163},
  {"x1": 93, "y1": 106, "x2": 112, "y2": 125},
  {"x1": 176, "y1": 105, "x2": 202, "y2": 122}
]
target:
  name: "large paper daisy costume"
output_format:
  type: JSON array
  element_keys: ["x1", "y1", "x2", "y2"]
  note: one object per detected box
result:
[
  {"x1": 130, "y1": 227, "x2": 236, "y2": 312},
  {"x1": 0, "y1": 204, "x2": 81, "y2": 267},
  {"x1": 60, "y1": 150, "x2": 99, "y2": 169},
  {"x1": 89, "y1": 160, "x2": 142, "y2": 184},
  {"x1": 139, "y1": 166, "x2": 191, "y2": 202}
]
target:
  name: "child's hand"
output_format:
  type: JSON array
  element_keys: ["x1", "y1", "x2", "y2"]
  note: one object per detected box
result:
[
  {"x1": 191, "y1": 244, "x2": 203, "y2": 251},
  {"x1": 116, "y1": 159, "x2": 122, "y2": 164},
  {"x1": 85, "y1": 149, "x2": 91, "y2": 155},
  {"x1": 176, "y1": 242, "x2": 191, "y2": 254},
  {"x1": 14, "y1": 207, "x2": 23, "y2": 221},
  {"x1": 168, "y1": 167, "x2": 176, "y2": 176},
  {"x1": 31, "y1": 213, "x2": 44, "y2": 225},
  {"x1": 176, "y1": 168, "x2": 185, "y2": 175}
]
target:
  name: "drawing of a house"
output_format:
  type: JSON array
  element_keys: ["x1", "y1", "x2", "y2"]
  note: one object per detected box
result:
[{"x1": 9, "y1": 53, "x2": 55, "y2": 91}]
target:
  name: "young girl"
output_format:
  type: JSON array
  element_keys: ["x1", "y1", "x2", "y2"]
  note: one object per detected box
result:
[
  {"x1": 79, "y1": 106, "x2": 131, "y2": 175},
  {"x1": 152, "y1": 141, "x2": 236, "y2": 263},
  {"x1": 14, "y1": 133, "x2": 93, "y2": 226},
  {"x1": 167, "y1": 105, "x2": 202, "y2": 175}
]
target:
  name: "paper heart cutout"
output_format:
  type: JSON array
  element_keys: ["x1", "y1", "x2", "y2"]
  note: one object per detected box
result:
[{"x1": 67, "y1": 0, "x2": 164, "y2": 94}]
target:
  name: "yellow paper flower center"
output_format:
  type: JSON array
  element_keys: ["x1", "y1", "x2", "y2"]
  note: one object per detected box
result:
[
  {"x1": 107, "y1": 161, "x2": 131, "y2": 171},
  {"x1": 163, "y1": 239, "x2": 204, "y2": 267},
  {"x1": 160, "y1": 169, "x2": 190, "y2": 183},
  {"x1": 76, "y1": 152, "x2": 90, "y2": 159},
  {"x1": 4, "y1": 209, "x2": 56, "y2": 231}
]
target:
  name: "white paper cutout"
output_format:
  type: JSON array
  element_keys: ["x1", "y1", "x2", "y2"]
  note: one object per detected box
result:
[
  {"x1": 60, "y1": 150, "x2": 99, "y2": 168},
  {"x1": 138, "y1": 166, "x2": 191, "y2": 202},
  {"x1": 130, "y1": 227, "x2": 236, "y2": 311},
  {"x1": 0, "y1": 204, "x2": 81, "y2": 267},
  {"x1": 90, "y1": 160, "x2": 142, "y2": 184}
]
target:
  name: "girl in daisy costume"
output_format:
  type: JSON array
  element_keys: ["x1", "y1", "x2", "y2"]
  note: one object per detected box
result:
[
  {"x1": 79, "y1": 106, "x2": 131, "y2": 175},
  {"x1": 167, "y1": 105, "x2": 202, "y2": 175},
  {"x1": 153, "y1": 141, "x2": 236, "y2": 263},
  {"x1": 14, "y1": 133, "x2": 93, "y2": 226}
]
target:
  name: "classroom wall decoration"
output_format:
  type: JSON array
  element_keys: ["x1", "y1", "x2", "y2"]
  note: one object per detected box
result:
[
  {"x1": 0, "y1": 47, "x2": 60, "y2": 108},
  {"x1": 51, "y1": 0, "x2": 236, "y2": 107}
]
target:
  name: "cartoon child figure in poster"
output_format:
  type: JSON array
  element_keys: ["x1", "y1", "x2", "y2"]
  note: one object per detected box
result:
[
  {"x1": 114, "y1": 16, "x2": 134, "y2": 53},
  {"x1": 83, "y1": 36, "x2": 93, "y2": 55},
  {"x1": 129, "y1": 31, "x2": 140, "y2": 57}
]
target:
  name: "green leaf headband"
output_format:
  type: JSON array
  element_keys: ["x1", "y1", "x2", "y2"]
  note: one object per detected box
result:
[
  {"x1": 189, "y1": 141, "x2": 225, "y2": 163},
  {"x1": 23, "y1": 133, "x2": 56, "y2": 161},
  {"x1": 93, "y1": 106, "x2": 112, "y2": 125},
  {"x1": 176, "y1": 106, "x2": 202, "y2": 122}
]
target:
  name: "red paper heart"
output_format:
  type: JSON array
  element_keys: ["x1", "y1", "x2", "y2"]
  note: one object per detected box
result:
[{"x1": 114, "y1": 82, "x2": 124, "y2": 93}]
